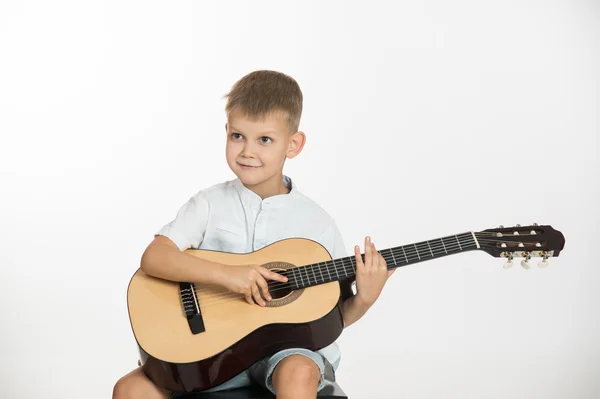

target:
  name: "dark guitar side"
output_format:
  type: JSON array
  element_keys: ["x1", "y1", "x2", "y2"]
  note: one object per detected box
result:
[{"x1": 138, "y1": 298, "x2": 346, "y2": 393}]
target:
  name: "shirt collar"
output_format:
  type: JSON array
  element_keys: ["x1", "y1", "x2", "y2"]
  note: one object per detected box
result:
[{"x1": 233, "y1": 174, "x2": 296, "y2": 210}]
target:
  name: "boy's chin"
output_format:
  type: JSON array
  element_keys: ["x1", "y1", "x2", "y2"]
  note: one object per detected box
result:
[
  {"x1": 235, "y1": 168, "x2": 281, "y2": 186},
  {"x1": 234, "y1": 169, "x2": 265, "y2": 185}
]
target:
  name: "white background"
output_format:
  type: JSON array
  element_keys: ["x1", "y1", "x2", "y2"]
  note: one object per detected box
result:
[{"x1": 1, "y1": 1, "x2": 598, "y2": 398}]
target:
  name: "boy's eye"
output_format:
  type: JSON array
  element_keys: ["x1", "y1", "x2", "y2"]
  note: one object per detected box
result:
[{"x1": 230, "y1": 133, "x2": 271, "y2": 143}]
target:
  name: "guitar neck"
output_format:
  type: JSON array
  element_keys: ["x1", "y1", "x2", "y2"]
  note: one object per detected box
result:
[{"x1": 286, "y1": 232, "x2": 480, "y2": 290}]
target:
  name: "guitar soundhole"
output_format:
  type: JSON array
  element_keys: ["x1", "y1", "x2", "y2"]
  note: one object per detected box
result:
[
  {"x1": 264, "y1": 262, "x2": 303, "y2": 308},
  {"x1": 269, "y1": 283, "x2": 293, "y2": 300}
]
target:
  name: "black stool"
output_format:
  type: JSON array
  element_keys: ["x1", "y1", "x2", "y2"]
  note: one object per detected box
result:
[{"x1": 173, "y1": 382, "x2": 348, "y2": 398}]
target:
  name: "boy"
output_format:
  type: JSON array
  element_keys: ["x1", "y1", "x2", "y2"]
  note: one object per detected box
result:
[{"x1": 113, "y1": 70, "x2": 394, "y2": 399}]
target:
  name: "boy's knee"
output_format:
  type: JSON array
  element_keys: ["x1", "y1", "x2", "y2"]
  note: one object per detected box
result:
[
  {"x1": 113, "y1": 376, "x2": 135, "y2": 399},
  {"x1": 113, "y1": 368, "x2": 170, "y2": 399},
  {"x1": 272, "y1": 355, "x2": 321, "y2": 389}
]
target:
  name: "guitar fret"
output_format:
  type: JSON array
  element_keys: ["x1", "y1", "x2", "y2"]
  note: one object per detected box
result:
[
  {"x1": 462, "y1": 233, "x2": 475, "y2": 247},
  {"x1": 331, "y1": 259, "x2": 336, "y2": 280},
  {"x1": 293, "y1": 267, "x2": 303, "y2": 288},
  {"x1": 417, "y1": 242, "x2": 433, "y2": 258},
  {"x1": 401, "y1": 246, "x2": 409, "y2": 263},
  {"x1": 289, "y1": 267, "x2": 296, "y2": 289},
  {"x1": 325, "y1": 261, "x2": 332, "y2": 282},
  {"x1": 426, "y1": 241, "x2": 434, "y2": 257},
  {"x1": 311, "y1": 265, "x2": 317, "y2": 284},
  {"x1": 440, "y1": 238, "x2": 448, "y2": 254},
  {"x1": 333, "y1": 260, "x2": 340, "y2": 280},
  {"x1": 317, "y1": 263, "x2": 324, "y2": 283},
  {"x1": 390, "y1": 248, "x2": 397, "y2": 265},
  {"x1": 455, "y1": 235, "x2": 463, "y2": 250},
  {"x1": 303, "y1": 266, "x2": 311, "y2": 286},
  {"x1": 413, "y1": 244, "x2": 421, "y2": 260}
]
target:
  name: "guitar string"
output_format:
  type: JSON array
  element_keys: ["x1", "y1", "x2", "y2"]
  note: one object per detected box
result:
[
  {"x1": 196, "y1": 233, "x2": 542, "y2": 304},
  {"x1": 195, "y1": 234, "x2": 546, "y2": 306},
  {"x1": 195, "y1": 242, "x2": 478, "y2": 306},
  {"x1": 195, "y1": 245, "x2": 480, "y2": 308},
  {"x1": 185, "y1": 233, "x2": 548, "y2": 305},
  {"x1": 196, "y1": 235, "x2": 479, "y2": 304}
]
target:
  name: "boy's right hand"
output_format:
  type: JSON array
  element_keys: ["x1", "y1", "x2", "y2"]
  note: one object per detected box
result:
[{"x1": 219, "y1": 264, "x2": 288, "y2": 306}]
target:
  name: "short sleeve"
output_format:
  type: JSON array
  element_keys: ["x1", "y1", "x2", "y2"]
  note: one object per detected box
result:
[{"x1": 155, "y1": 192, "x2": 210, "y2": 251}]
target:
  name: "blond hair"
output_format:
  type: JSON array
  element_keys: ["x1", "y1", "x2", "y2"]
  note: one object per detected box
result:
[{"x1": 224, "y1": 70, "x2": 303, "y2": 133}]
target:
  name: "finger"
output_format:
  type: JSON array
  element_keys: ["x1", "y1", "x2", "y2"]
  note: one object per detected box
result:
[
  {"x1": 256, "y1": 276, "x2": 272, "y2": 301},
  {"x1": 354, "y1": 245, "x2": 363, "y2": 270},
  {"x1": 260, "y1": 267, "x2": 288, "y2": 283},
  {"x1": 245, "y1": 291, "x2": 255, "y2": 305},
  {"x1": 372, "y1": 242, "x2": 385, "y2": 271},
  {"x1": 365, "y1": 236, "x2": 372, "y2": 269},
  {"x1": 251, "y1": 283, "x2": 266, "y2": 306}
]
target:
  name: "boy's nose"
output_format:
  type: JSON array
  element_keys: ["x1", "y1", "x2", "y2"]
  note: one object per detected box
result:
[{"x1": 240, "y1": 143, "x2": 256, "y2": 157}]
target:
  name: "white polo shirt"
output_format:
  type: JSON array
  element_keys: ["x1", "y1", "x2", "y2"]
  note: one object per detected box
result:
[{"x1": 155, "y1": 174, "x2": 346, "y2": 366}]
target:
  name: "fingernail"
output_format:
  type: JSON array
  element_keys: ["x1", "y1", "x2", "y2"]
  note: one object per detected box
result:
[
  {"x1": 267, "y1": 296, "x2": 272, "y2": 301},
  {"x1": 367, "y1": 236, "x2": 371, "y2": 242}
]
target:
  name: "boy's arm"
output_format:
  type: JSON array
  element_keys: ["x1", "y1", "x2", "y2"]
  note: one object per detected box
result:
[
  {"x1": 140, "y1": 235, "x2": 227, "y2": 285},
  {"x1": 341, "y1": 294, "x2": 372, "y2": 328},
  {"x1": 143, "y1": 192, "x2": 230, "y2": 285},
  {"x1": 338, "y1": 278, "x2": 369, "y2": 328},
  {"x1": 140, "y1": 235, "x2": 288, "y2": 305},
  {"x1": 319, "y1": 218, "x2": 373, "y2": 328},
  {"x1": 340, "y1": 237, "x2": 394, "y2": 328}
]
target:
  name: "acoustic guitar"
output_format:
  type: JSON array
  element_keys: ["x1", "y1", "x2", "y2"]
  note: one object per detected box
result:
[{"x1": 127, "y1": 224, "x2": 565, "y2": 392}]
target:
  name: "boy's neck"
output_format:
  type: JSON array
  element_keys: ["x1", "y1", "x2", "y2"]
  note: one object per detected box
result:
[{"x1": 242, "y1": 173, "x2": 290, "y2": 200}]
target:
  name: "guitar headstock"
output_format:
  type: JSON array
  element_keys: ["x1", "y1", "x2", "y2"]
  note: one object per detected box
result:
[{"x1": 476, "y1": 224, "x2": 565, "y2": 269}]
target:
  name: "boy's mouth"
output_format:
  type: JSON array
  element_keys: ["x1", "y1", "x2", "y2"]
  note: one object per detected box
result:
[{"x1": 238, "y1": 163, "x2": 260, "y2": 169}]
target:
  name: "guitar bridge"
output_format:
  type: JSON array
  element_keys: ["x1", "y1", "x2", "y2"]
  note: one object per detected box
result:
[{"x1": 179, "y1": 282, "x2": 205, "y2": 334}]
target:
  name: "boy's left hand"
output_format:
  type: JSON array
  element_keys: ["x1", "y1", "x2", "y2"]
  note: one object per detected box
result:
[{"x1": 354, "y1": 236, "x2": 395, "y2": 307}]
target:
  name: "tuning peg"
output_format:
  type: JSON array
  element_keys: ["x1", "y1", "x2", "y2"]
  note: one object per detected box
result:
[
  {"x1": 537, "y1": 255, "x2": 549, "y2": 268},
  {"x1": 521, "y1": 252, "x2": 531, "y2": 269},
  {"x1": 503, "y1": 253, "x2": 513, "y2": 269}
]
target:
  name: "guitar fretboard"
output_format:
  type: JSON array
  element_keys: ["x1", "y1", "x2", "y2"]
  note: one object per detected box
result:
[{"x1": 283, "y1": 232, "x2": 478, "y2": 290}]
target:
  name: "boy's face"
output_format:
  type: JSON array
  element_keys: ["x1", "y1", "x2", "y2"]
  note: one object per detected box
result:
[{"x1": 225, "y1": 110, "x2": 304, "y2": 188}]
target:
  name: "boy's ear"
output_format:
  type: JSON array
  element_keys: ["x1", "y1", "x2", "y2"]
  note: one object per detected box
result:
[{"x1": 286, "y1": 131, "x2": 306, "y2": 159}]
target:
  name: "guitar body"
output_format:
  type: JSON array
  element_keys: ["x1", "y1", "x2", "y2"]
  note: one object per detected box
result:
[{"x1": 127, "y1": 238, "x2": 345, "y2": 392}]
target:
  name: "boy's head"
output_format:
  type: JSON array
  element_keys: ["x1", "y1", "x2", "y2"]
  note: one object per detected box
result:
[{"x1": 223, "y1": 70, "x2": 306, "y2": 190}]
